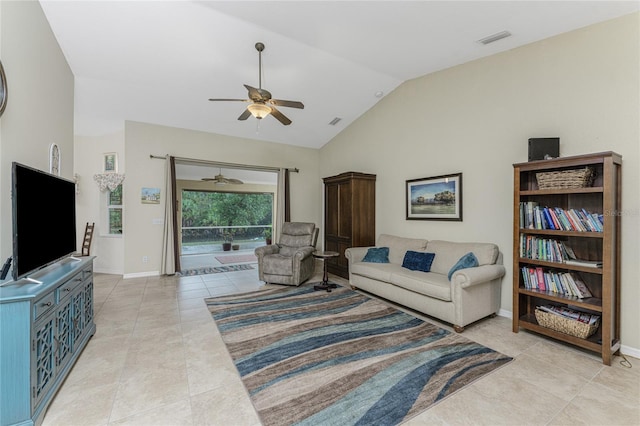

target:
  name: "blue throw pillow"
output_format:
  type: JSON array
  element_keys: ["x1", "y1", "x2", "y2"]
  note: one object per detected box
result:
[
  {"x1": 402, "y1": 251, "x2": 435, "y2": 272},
  {"x1": 362, "y1": 247, "x2": 390, "y2": 263},
  {"x1": 448, "y1": 252, "x2": 479, "y2": 280}
]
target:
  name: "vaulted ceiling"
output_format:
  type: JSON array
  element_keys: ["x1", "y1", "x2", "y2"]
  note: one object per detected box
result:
[{"x1": 40, "y1": 1, "x2": 638, "y2": 149}]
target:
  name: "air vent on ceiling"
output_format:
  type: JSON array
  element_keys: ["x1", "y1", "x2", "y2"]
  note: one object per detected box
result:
[
  {"x1": 477, "y1": 30, "x2": 512, "y2": 45},
  {"x1": 329, "y1": 117, "x2": 342, "y2": 126}
]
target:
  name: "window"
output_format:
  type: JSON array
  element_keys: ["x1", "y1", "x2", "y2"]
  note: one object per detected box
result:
[
  {"x1": 107, "y1": 184, "x2": 123, "y2": 234},
  {"x1": 181, "y1": 190, "x2": 273, "y2": 254}
]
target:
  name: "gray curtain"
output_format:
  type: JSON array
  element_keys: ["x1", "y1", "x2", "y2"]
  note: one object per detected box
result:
[{"x1": 161, "y1": 155, "x2": 178, "y2": 274}]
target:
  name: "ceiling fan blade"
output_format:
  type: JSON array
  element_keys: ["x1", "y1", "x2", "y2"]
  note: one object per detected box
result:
[
  {"x1": 269, "y1": 106, "x2": 292, "y2": 126},
  {"x1": 269, "y1": 99, "x2": 304, "y2": 109},
  {"x1": 244, "y1": 84, "x2": 263, "y2": 101},
  {"x1": 228, "y1": 178, "x2": 243, "y2": 184},
  {"x1": 238, "y1": 109, "x2": 251, "y2": 121},
  {"x1": 208, "y1": 98, "x2": 249, "y2": 102}
]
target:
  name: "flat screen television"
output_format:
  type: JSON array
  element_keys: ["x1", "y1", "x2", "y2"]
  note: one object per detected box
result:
[{"x1": 11, "y1": 162, "x2": 77, "y2": 281}]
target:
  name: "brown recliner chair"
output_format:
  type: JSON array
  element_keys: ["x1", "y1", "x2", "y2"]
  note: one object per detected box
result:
[{"x1": 254, "y1": 222, "x2": 319, "y2": 286}]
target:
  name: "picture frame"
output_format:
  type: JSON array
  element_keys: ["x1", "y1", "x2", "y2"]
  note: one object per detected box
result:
[
  {"x1": 103, "y1": 152, "x2": 118, "y2": 173},
  {"x1": 141, "y1": 187, "x2": 160, "y2": 204},
  {"x1": 406, "y1": 173, "x2": 462, "y2": 221}
]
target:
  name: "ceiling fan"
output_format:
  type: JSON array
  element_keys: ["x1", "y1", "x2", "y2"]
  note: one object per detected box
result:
[
  {"x1": 208, "y1": 42, "x2": 304, "y2": 126},
  {"x1": 201, "y1": 169, "x2": 243, "y2": 185}
]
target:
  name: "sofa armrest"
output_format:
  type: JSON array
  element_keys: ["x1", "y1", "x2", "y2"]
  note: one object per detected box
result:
[
  {"x1": 294, "y1": 246, "x2": 316, "y2": 260},
  {"x1": 345, "y1": 246, "x2": 372, "y2": 264},
  {"x1": 452, "y1": 264, "x2": 506, "y2": 288},
  {"x1": 255, "y1": 245, "x2": 280, "y2": 258}
]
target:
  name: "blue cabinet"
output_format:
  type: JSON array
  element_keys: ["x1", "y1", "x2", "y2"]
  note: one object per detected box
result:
[{"x1": 0, "y1": 257, "x2": 95, "y2": 426}]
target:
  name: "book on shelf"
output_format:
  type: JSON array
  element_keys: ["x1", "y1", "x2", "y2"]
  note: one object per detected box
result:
[
  {"x1": 519, "y1": 234, "x2": 576, "y2": 263},
  {"x1": 564, "y1": 259, "x2": 602, "y2": 268},
  {"x1": 519, "y1": 203, "x2": 603, "y2": 232},
  {"x1": 521, "y1": 267, "x2": 593, "y2": 298},
  {"x1": 571, "y1": 276, "x2": 593, "y2": 298}
]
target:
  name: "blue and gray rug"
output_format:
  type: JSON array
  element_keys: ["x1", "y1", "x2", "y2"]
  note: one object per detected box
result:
[{"x1": 206, "y1": 283, "x2": 512, "y2": 426}]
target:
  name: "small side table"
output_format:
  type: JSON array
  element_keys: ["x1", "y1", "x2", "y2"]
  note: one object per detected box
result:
[{"x1": 313, "y1": 251, "x2": 340, "y2": 292}]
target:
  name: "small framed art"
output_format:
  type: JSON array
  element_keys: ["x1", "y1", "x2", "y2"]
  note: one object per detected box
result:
[
  {"x1": 104, "y1": 153, "x2": 118, "y2": 173},
  {"x1": 406, "y1": 173, "x2": 462, "y2": 221}
]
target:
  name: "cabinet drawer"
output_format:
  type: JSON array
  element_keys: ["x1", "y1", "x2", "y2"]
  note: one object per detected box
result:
[
  {"x1": 57, "y1": 274, "x2": 83, "y2": 301},
  {"x1": 33, "y1": 292, "x2": 56, "y2": 321},
  {"x1": 81, "y1": 266, "x2": 93, "y2": 281}
]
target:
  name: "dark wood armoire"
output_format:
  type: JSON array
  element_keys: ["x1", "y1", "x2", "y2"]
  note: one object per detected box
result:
[{"x1": 323, "y1": 172, "x2": 376, "y2": 278}]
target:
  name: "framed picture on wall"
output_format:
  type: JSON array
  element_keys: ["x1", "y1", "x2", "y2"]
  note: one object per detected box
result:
[
  {"x1": 406, "y1": 172, "x2": 462, "y2": 221},
  {"x1": 104, "y1": 152, "x2": 118, "y2": 173}
]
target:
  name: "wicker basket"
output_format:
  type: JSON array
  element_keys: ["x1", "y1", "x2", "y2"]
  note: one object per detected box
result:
[
  {"x1": 535, "y1": 308, "x2": 599, "y2": 339},
  {"x1": 536, "y1": 167, "x2": 595, "y2": 189}
]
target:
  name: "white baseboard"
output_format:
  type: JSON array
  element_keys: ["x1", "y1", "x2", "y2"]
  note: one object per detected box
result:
[
  {"x1": 498, "y1": 309, "x2": 512, "y2": 319},
  {"x1": 620, "y1": 345, "x2": 640, "y2": 360},
  {"x1": 497, "y1": 309, "x2": 639, "y2": 359},
  {"x1": 94, "y1": 267, "x2": 124, "y2": 275},
  {"x1": 123, "y1": 271, "x2": 159, "y2": 279}
]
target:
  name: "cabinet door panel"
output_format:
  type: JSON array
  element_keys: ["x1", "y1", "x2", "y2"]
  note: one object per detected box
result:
[
  {"x1": 325, "y1": 184, "x2": 338, "y2": 237},
  {"x1": 338, "y1": 181, "x2": 352, "y2": 238},
  {"x1": 32, "y1": 315, "x2": 55, "y2": 407},
  {"x1": 55, "y1": 299, "x2": 73, "y2": 371},
  {"x1": 70, "y1": 288, "x2": 85, "y2": 350}
]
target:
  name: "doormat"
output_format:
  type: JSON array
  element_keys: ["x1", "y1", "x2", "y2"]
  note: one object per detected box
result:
[
  {"x1": 215, "y1": 254, "x2": 258, "y2": 264},
  {"x1": 178, "y1": 264, "x2": 255, "y2": 276}
]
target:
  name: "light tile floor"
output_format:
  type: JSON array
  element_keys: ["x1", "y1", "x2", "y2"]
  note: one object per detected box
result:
[{"x1": 42, "y1": 267, "x2": 640, "y2": 426}]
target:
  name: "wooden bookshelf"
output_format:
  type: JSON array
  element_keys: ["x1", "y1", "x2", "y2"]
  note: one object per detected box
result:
[{"x1": 512, "y1": 152, "x2": 621, "y2": 365}]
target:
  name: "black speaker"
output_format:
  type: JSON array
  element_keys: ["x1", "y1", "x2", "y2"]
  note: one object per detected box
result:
[{"x1": 528, "y1": 137, "x2": 559, "y2": 161}]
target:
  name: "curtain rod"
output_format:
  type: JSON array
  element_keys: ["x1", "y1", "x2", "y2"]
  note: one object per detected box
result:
[{"x1": 149, "y1": 154, "x2": 299, "y2": 173}]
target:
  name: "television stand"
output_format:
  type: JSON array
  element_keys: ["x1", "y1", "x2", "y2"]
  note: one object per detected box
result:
[{"x1": 0, "y1": 257, "x2": 95, "y2": 425}]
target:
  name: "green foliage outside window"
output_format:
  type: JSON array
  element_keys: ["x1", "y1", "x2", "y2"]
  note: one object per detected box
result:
[
  {"x1": 108, "y1": 185, "x2": 123, "y2": 234},
  {"x1": 182, "y1": 190, "x2": 273, "y2": 243}
]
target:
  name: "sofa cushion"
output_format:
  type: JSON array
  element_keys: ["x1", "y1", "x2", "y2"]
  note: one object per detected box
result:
[
  {"x1": 362, "y1": 247, "x2": 390, "y2": 263},
  {"x1": 377, "y1": 234, "x2": 428, "y2": 265},
  {"x1": 427, "y1": 240, "x2": 498, "y2": 275},
  {"x1": 390, "y1": 270, "x2": 452, "y2": 301},
  {"x1": 401, "y1": 251, "x2": 435, "y2": 272},
  {"x1": 350, "y1": 262, "x2": 404, "y2": 283},
  {"x1": 447, "y1": 252, "x2": 479, "y2": 280}
]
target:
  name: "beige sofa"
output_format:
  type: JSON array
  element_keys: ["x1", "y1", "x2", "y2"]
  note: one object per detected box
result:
[{"x1": 345, "y1": 234, "x2": 505, "y2": 332}]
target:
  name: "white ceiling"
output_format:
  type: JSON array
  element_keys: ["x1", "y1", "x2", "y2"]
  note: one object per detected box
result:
[{"x1": 40, "y1": 1, "x2": 638, "y2": 149}]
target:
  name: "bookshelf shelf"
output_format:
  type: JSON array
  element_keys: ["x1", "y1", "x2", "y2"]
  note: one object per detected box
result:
[
  {"x1": 518, "y1": 258, "x2": 604, "y2": 274},
  {"x1": 518, "y1": 288, "x2": 603, "y2": 311},
  {"x1": 518, "y1": 313, "x2": 610, "y2": 353},
  {"x1": 520, "y1": 187, "x2": 603, "y2": 196},
  {"x1": 519, "y1": 228, "x2": 603, "y2": 239},
  {"x1": 513, "y1": 152, "x2": 621, "y2": 365}
]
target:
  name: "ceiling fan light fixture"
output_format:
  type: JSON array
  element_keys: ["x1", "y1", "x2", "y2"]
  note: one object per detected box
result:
[{"x1": 247, "y1": 103, "x2": 271, "y2": 119}]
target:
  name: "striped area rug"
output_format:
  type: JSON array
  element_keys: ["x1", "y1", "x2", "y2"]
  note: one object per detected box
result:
[{"x1": 205, "y1": 284, "x2": 512, "y2": 426}]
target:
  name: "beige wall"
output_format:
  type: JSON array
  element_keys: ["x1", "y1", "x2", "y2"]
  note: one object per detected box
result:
[
  {"x1": 320, "y1": 13, "x2": 640, "y2": 351},
  {"x1": 0, "y1": 1, "x2": 74, "y2": 263},
  {"x1": 122, "y1": 121, "x2": 321, "y2": 276},
  {"x1": 74, "y1": 131, "x2": 125, "y2": 274}
]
